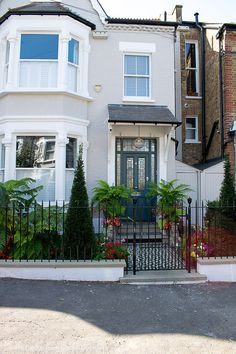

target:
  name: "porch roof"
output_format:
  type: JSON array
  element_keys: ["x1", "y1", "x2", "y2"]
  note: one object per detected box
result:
[{"x1": 108, "y1": 104, "x2": 181, "y2": 126}]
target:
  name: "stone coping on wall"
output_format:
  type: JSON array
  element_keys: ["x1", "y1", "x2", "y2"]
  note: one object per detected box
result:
[
  {"x1": 0, "y1": 260, "x2": 127, "y2": 268},
  {"x1": 197, "y1": 257, "x2": 236, "y2": 265}
]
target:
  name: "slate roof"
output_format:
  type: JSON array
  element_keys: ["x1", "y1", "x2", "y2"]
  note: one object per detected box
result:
[
  {"x1": 108, "y1": 104, "x2": 180, "y2": 125},
  {"x1": 0, "y1": 2, "x2": 96, "y2": 29}
]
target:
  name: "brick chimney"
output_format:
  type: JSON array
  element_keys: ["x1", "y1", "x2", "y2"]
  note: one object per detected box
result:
[{"x1": 172, "y1": 5, "x2": 183, "y2": 23}]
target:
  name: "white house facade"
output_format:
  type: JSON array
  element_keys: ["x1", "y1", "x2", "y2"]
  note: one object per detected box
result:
[{"x1": 0, "y1": 0, "x2": 180, "y2": 202}]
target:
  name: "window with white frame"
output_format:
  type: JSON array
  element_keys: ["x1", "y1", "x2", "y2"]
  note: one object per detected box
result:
[
  {"x1": 68, "y1": 38, "x2": 79, "y2": 92},
  {"x1": 65, "y1": 137, "x2": 77, "y2": 201},
  {"x1": 185, "y1": 117, "x2": 198, "y2": 143},
  {"x1": 19, "y1": 34, "x2": 59, "y2": 88},
  {"x1": 16, "y1": 136, "x2": 56, "y2": 201},
  {"x1": 124, "y1": 55, "x2": 150, "y2": 97},
  {"x1": 185, "y1": 41, "x2": 199, "y2": 96}
]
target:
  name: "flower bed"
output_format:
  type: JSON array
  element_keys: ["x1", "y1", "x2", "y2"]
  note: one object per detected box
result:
[{"x1": 207, "y1": 227, "x2": 236, "y2": 257}]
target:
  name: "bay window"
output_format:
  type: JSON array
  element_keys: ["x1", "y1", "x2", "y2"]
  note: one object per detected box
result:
[
  {"x1": 16, "y1": 136, "x2": 56, "y2": 201},
  {"x1": 65, "y1": 137, "x2": 77, "y2": 201},
  {"x1": 68, "y1": 38, "x2": 79, "y2": 92},
  {"x1": 19, "y1": 34, "x2": 59, "y2": 88}
]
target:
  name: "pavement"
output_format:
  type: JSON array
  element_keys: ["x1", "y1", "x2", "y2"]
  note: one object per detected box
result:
[{"x1": 0, "y1": 279, "x2": 235, "y2": 354}]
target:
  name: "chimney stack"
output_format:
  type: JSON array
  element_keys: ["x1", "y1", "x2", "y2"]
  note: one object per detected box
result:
[{"x1": 172, "y1": 5, "x2": 183, "y2": 23}]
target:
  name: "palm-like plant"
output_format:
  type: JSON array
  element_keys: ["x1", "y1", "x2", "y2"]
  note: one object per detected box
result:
[
  {"x1": 147, "y1": 179, "x2": 192, "y2": 230},
  {"x1": 92, "y1": 180, "x2": 131, "y2": 218}
]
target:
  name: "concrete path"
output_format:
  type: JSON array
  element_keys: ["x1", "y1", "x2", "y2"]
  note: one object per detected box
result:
[{"x1": 0, "y1": 279, "x2": 235, "y2": 353}]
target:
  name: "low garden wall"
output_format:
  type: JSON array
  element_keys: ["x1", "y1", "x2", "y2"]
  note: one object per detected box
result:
[
  {"x1": 0, "y1": 260, "x2": 126, "y2": 282},
  {"x1": 197, "y1": 257, "x2": 236, "y2": 282}
]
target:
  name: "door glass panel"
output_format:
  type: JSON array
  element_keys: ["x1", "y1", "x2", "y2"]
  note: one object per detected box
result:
[
  {"x1": 123, "y1": 138, "x2": 149, "y2": 152},
  {"x1": 116, "y1": 138, "x2": 121, "y2": 152},
  {"x1": 138, "y1": 157, "x2": 146, "y2": 190},
  {"x1": 151, "y1": 154, "x2": 155, "y2": 182},
  {"x1": 116, "y1": 154, "x2": 121, "y2": 185},
  {"x1": 126, "y1": 157, "x2": 134, "y2": 189}
]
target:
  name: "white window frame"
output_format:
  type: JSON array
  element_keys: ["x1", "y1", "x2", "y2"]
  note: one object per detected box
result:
[
  {"x1": 67, "y1": 37, "x2": 80, "y2": 93},
  {"x1": 185, "y1": 116, "x2": 199, "y2": 143},
  {"x1": 123, "y1": 53, "x2": 151, "y2": 101},
  {"x1": 18, "y1": 32, "x2": 59, "y2": 89},
  {"x1": 185, "y1": 40, "x2": 199, "y2": 97}
]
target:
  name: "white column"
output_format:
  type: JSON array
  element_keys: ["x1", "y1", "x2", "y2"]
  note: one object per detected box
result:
[
  {"x1": 55, "y1": 137, "x2": 68, "y2": 201},
  {"x1": 2, "y1": 135, "x2": 14, "y2": 181},
  {"x1": 79, "y1": 42, "x2": 90, "y2": 97},
  {"x1": 0, "y1": 39, "x2": 6, "y2": 90},
  {"x1": 58, "y1": 35, "x2": 69, "y2": 91},
  {"x1": 80, "y1": 140, "x2": 89, "y2": 180},
  {"x1": 6, "y1": 36, "x2": 17, "y2": 90}
]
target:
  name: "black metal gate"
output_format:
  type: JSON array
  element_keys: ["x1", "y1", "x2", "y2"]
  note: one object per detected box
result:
[{"x1": 115, "y1": 200, "x2": 192, "y2": 274}]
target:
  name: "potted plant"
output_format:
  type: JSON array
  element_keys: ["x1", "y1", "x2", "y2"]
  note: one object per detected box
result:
[
  {"x1": 92, "y1": 180, "x2": 131, "y2": 237},
  {"x1": 146, "y1": 179, "x2": 191, "y2": 235}
]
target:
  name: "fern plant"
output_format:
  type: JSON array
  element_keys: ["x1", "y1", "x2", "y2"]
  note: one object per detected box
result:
[
  {"x1": 147, "y1": 179, "x2": 191, "y2": 230},
  {"x1": 92, "y1": 180, "x2": 131, "y2": 218}
]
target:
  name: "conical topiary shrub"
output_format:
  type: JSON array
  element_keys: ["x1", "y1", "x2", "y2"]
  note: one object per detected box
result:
[{"x1": 64, "y1": 145, "x2": 95, "y2": 259}]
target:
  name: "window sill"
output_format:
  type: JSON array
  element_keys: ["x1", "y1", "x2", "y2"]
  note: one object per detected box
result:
[
  {"x1": 185, "y1": 140, "x2": 201, "y2": 144},
  {"x1": 123, "y1": 97, "x2": 155, "y2": 103},
  {"x1": 185, "y1": 96, "x2": 202, "y2": 100},
  {"x1": 0, "y1": 89, "x2": 93, "y2": 101}
]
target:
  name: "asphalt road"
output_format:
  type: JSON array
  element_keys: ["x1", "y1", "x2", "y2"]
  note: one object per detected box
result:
[{"x1": 0, "y1": 279, "x2": 235, "y2": 353}]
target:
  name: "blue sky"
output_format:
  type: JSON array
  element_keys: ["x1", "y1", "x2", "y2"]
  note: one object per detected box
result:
[{"x1": 100, "y1": 0, "x2": 236, "y2": 23}]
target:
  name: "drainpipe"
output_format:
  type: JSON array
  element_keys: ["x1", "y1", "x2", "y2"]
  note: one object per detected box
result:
[
  {"x1": 194, "y1": 13, "x2": 206, "y2": 163},
  {"x1": 219, "y1": 35, "x2": 225, "y2": 158}
]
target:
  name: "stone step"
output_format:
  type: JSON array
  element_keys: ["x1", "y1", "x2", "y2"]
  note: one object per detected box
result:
[{"x1": 120, "y1": 270, "x2": 207, "y2": 285}]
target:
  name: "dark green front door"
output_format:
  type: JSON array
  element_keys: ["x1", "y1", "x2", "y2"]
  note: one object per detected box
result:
[{"x1": 116, "y1": 138, "x2": 157, "y2": 221}]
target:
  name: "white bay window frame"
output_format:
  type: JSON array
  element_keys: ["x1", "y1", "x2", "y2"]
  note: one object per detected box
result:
[{"x1": 0, "y1": 16, "x2": 91, "y2": 98}]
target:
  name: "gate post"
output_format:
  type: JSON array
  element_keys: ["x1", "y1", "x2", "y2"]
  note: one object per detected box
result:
[{"x1": 187, "y1": 197, "x2": 192, "y2": 273}]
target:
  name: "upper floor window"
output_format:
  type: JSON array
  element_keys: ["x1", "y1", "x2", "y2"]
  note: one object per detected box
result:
[
  {"x1": 68, "y1": 38, "x2": 79, "y2": 92},
  {"x1": 19, "y1": 34, "x2": 59, "y2": 88},
  {"x1": 124, "y1": 55, "x2": 150, "y2": 97},
  {"x1": 185, "y1": 117, "x2": 198, "y2": 143},
  {"x1": 185, "y1": 42, "x2": 199, "y2": 96}
]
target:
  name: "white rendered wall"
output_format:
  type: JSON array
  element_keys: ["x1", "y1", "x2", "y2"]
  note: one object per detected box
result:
[
  {"x1": 0, "y1": 260, "x2": 126, "y2": 282},
  {"x1": 197, "y1": 258, "x2": 236, "y2": 282}
]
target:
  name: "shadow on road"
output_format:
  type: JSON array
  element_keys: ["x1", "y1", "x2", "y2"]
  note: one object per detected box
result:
[{"x1": 0, "y1": 279, "x2": 235, "y2": 341}]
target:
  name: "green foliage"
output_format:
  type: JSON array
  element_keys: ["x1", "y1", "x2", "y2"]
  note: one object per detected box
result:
[
  {"x1": 147, "y1": 179, "x2": 191, "y2": 230},
  {"x1": 64, "y1": 145, "x2": 95, "y2": 258},
  {"x1": 92, "y1": 180, "x2": 131, "y2": 217},
  {"x1": 0, "y1": 178, "x2": 43, "y2": 208},
  {"x1": 147, "y1": 179, "x2": 191, "y2": 206},
  {"x1": 219, "y1": 155, "x2": 236, "y2": 207},
  {"x1": 0, "y1": 205, "x2": 64, "y2": 260}
]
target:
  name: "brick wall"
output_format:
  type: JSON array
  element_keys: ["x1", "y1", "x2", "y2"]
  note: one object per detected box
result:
[
  {"x1": 205, "y1": 28, "x2": 221, "y2": 160},
  {"x1": 180, "y1": 28, "x2": 203, "y2": 165},
  {"x1": 223, "y1": 30, "x2": 236, "y2": 173}
]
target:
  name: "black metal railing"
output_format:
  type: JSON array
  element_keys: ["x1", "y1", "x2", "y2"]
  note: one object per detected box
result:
[{"x1": 0, "y1": 201, "x2": 235, "y2": 274}]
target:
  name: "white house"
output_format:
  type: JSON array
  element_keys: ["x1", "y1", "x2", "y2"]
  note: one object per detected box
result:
[{"x1": 0, "y1": 0, "x2": 180, "y2": 204}]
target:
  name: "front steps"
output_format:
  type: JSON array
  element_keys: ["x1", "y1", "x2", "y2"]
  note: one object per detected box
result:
[{"x1": 120, "y1": 270, "x2": 207, "y2": 285}]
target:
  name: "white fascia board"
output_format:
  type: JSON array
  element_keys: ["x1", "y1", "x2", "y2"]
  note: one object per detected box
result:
[
  {"x1": 0, "y1": 115, "x2": 90, "y2": 127},
  {"x1": 119, "y1": 42, "x2": 156, "y2": 53}
]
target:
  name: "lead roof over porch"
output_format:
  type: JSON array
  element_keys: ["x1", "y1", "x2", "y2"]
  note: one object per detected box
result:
[{"x1": 108, "y1": 104, "x2": 181, "y2": 126}]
